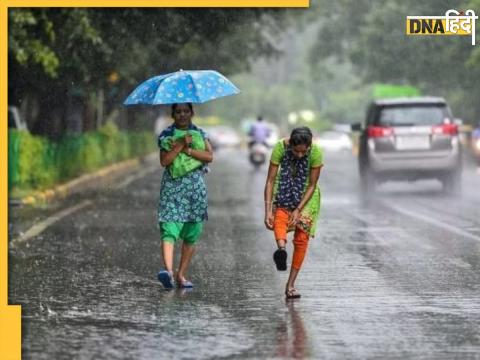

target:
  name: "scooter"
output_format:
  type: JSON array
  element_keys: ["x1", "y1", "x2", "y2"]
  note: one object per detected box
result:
[{"x1": 249, "y1": 142, "x2": 269, "y2": 168}]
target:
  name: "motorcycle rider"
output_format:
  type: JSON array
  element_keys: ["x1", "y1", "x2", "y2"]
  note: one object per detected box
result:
[
  {"x1": 248, "y1": 115, "x2": 271, "y2": 148},
  {"x1": 472, "y1": 122, "x2": 480, "y2": 139}
]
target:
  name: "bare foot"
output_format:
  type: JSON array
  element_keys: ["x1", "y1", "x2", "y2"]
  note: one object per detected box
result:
[{"x1": 285, "y1": 287, "x2": 301, "y2": 299}]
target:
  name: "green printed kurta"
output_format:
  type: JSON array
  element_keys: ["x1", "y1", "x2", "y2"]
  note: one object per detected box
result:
[
  {"x1": 270, "y1": 140, "x2": 323, "y2": 237},
  {"x1": 157, "y1": 124, "x2": 209, "y2": 223}
]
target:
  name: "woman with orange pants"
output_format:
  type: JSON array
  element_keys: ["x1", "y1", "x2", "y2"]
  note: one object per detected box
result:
[{"x1": 264, "y1": 127, "x2": 323, "y2": 299}]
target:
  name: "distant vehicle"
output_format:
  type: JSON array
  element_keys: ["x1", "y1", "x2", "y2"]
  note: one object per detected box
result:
[
  {"x1": 314, "y1": 131, "x2": 353, "y2": 153},
  {"x1": 352, "y1": 97, "x2": 462, "y2": 193},
  {"x1": 8, "y1": 106, "x2": 28, "y2": 132},
  {"x1": 244, "y1": 119, "x2": 279, "y2": 148},
  {"x1": 204, "y1": 126, "x2": 241, "y2": 149},
  {"x1": 249, "y1": 142, "x2": 269, "y2": 169}
]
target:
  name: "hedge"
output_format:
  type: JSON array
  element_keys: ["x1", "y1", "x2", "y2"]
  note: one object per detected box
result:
[{"x1": 8, "y1": 121, "x2": 156, "y2": 191}]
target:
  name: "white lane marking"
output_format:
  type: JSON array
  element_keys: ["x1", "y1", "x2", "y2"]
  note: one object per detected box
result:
[
  {"x1": 10, "y1": 200, "x2": 93, "y2": 246},
  {"x1": 113, "y1": 165, "x2": 158, "y2": 190},
  {"x1": 382, "y1": 202, "x2": 480, "y2": 243}
]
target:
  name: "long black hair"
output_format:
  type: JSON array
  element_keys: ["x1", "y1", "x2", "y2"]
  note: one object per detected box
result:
[{"x1": 290, "y1": 126, "x2": 312, "y2": 146}]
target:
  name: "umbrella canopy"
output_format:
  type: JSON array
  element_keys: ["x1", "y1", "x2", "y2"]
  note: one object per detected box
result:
[{"x1": 123, "y1": 70, "x2": 240, "y2": 105}]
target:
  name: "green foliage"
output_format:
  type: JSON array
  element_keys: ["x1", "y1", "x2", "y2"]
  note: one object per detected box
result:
[
  {"x1": 97, "y1": 121, "x2": 120, "y2": 164},
  {"x1": 8, "y1": 131, "x2": 22, "y2": 190},
  {"x1": 373, "y1": 84, "x2": 421, "y2": 98},
  {"x1": 57, "y1": 135, "x2": 87, "y2": 180},
  {"x1": 116, "y1": 133, "x2": 131, "y2": 161},
  {"x1": 9, "y1": 9, "x2": 59, "y2": 77},
  {"x1": 79, "y1": 134, "x2": 104, "y2": 172},
  {"x1": 310, "y1": 0, "x2": 480, "y2": 124},
  {"x1": 8, "y1": 9, "x2": 103, "y2": 79},
  {"x1": 41, "y1": 141, "x2": 60, "y2": 186},
  {"x1": 295, "y1": 113, "x2": 332, "y2": 133},
  {"x1": 323, "y1": 87, "x2": 372, "y2": 123},
  {"x1": 205, "y1": 72, "x2": 319, "y2": 124},
  {"x1": 12, "y1": 130, "x2": 58, "y2": 189},
  {"x1": 129, "y1": 132, "x2": 155, "y2": 157},
  {"x1": 8, "y1": 128, "x2": 156, "y2": 192},
  {"x1": 9, "y1": 8, "x2": 293, "y2": 137}
]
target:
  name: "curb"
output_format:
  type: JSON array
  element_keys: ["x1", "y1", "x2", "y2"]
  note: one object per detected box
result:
[{"x1": 11, "y1": 153, "x2": 157, "y2": 206}]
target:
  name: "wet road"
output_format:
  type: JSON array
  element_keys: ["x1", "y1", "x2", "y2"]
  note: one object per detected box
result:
[{"x1": 8, "y1": 149, "x2": 480, "y2": 359}]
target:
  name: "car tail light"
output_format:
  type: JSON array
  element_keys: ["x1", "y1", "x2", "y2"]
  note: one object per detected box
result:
[
  {"x1": 431, "y1": 124, "x2": 458, "y2": 135},
  {"x1": 367, "y1": 126, "x2": 394, "y2": 138}
]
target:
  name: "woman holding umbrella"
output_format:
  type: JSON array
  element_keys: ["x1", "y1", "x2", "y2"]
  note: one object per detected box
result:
[
  {"x1": 157, "y1": 103, "x2": 213, "y2": 289},
  {"x1": 123, "y1": 70, "x2": 239, "y2": 289}
]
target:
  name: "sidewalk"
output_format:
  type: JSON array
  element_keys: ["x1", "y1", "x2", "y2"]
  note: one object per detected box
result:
[{"x1": 9, "y1": 152, "x2": 158, "y2": 206}]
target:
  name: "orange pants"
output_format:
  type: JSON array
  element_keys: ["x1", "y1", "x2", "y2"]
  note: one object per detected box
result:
[{"x1": 273, "y1": 208, "x2": 309, "y2": 270}]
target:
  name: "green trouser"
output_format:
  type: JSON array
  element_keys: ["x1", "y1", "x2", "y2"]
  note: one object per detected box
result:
[{"x1": 160, "y1": 222, "x2": 203, "y2": 245}]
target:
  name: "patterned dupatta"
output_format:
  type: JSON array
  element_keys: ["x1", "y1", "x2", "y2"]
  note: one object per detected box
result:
[{"x1": 274, "y1": 145, "x2": 310, "y2": 210}]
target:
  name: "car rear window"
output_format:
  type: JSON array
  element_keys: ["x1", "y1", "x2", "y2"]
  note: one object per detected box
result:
[{"x1": 377, "y1": 105, "x2": 449, "y2": 126}]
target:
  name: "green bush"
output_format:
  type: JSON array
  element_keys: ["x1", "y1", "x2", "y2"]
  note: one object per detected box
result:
[
  {"x1": 8, "y1": 124, "x2": 156, "y2": 192},
  {"x1": 129, "y1": 132, "x2": 155, "y2": 157},
  {"x1": 8, "y1": 130, "x2": 21, "y2": 190},
  {"x1": 98, "y1": 121, "x2": 120, "y2": 164},
  {"x1": 57, "y1": 135, "x2": 86, "y2": 180},
  {"x1": 80, "y1": 133, "x2": 104, "y2": 172},
  {"x1": 13, "y1": 131, "x2": 58, "y2": 189},
  {"x1": 116, "y1": 132, "x2": 131, "y2": 161}
]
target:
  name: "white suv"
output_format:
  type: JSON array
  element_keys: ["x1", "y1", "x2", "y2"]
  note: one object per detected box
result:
[{"x1": 352, "y1": 97, "x2": 462, "y2": 193}]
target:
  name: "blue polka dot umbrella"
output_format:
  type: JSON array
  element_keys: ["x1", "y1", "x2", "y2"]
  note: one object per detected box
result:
[{"x1": 123, "y1": 69, "x2": 240, "y2": 105}]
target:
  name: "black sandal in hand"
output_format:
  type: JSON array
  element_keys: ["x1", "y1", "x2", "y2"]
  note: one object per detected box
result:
[{"x1": 273, "y1": 247, "x2": 287, "y2": 271}]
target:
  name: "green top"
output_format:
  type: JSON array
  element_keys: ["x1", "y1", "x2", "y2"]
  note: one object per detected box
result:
[
  {"x1": 159, "y1": 128, "x2": 206, "y2": 178},
  {"x1": 270, "y1": 140, "x2": 323, "y2": 168},
  {"x1": 157, "y1": 126, "x2": 209, "y2": 222},
  {"x1": 270, "y1": 139, "x2": 323, "y2": 237}
]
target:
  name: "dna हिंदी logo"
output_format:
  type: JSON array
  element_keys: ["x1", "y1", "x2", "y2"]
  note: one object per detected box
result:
[{"x1": 406, "y1": 9, "x2": 478, "y2": 45}]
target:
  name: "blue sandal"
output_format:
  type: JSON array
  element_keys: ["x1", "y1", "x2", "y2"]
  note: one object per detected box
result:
[
  {"x1": 157, "y1": 270, "x2": 175, "y2": 289},
  {"x1": 178, "y1": 280, "x2": 194, "y2": 289}
]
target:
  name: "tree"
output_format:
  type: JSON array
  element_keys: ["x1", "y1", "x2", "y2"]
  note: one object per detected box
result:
[
  {"x1": 309, "y1": 0, "x2": 480, "y2": 123},
  {"x1": 9, "y1": 8, "x2": 291, "y2": 137}
]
